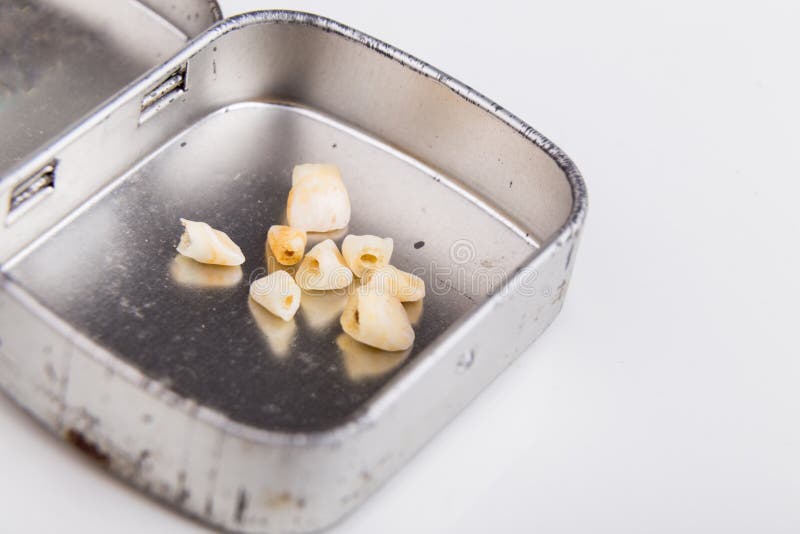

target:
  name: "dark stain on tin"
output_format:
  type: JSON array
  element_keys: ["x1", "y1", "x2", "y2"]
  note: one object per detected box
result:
[
  {"x1": 332, "y1": 143, "x2": 337, "y2": 149},
  {"x1": 509, "y1": 180, "x2": 513, "y2": 188},
  {"x1": 44, "y1": 362, "x2": 57, "y2": 382},
  {"x1": 65, "y1": 428, "x2": 109, "y2": 467},
  {"x1": 204, "y1": 497, "x2": 214, "y2": 517},
  {"x1": 413, "y1": 241, "x2": 425, "y2": 249},
  {"x1": 176, "y1": 470, "x2": 190, "y2": 505},
  {"x1": 235, "y1": 489, "x2": 248, "y2": 523},
  {"x1": 180, "y1": 142, "x2": 187, "y2": 148}
]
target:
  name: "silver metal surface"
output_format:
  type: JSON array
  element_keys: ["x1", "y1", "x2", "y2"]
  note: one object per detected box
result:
[
  {"x1": 0, "y1": 10, "x2": 586, "y2": 534},
  {"x1": 0, "y1": 0, "x2": 221, "y2": 178}
]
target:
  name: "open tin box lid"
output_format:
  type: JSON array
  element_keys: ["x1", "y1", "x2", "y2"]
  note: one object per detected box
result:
[{"x1": 0, "y1": 0, "x2": 222, "y2": 178}]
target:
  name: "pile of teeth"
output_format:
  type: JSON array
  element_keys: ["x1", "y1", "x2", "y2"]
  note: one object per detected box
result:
[{"x1": 176, "y1": 163, "x2": 425, "y2": 352}]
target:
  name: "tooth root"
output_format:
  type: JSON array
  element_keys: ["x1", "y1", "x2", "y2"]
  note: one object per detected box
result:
[
  {"x1": 340, "y1": 285, "x2": 415, "y2": 352},
  {"x1": 341, "y1": 234, "x2": 394, "y2": 277},
  {"x1": 170, "y1": 255, "x2": 243, "y2": 288},
  {"x1": 248, "y1": 298, "x2": 297, "y2": 358},
  {"x1": 336, "y1": 333, "x2": 410, "y2": 381},
  {"x1": 249, "y1": 270, "x2": 301, "y2": 321},
  {"x1": 362, "y1": 265, "x2": 426, "y2": 302},
  {"x1": 295, "y1": 239, "x2": 353, "y2": 291},
  {"x1": 286, "y1": 164, "x2": 351, "y2": 232},
  {"x1": 267, "y1": 225, "x2": 307, "y2": 266},
  {"x1": 176, "y1": 218, "x2": 245, "y2": 266}
]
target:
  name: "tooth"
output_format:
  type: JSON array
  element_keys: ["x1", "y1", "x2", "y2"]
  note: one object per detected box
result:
[
  {"x1": 299, "y1": 289, "x2": 348, "y2": 332},
  {"x1": 341, "y1": 234, "x2": 393, "y2": 278},
  {"x1": 340, "y1": 285, "x2": 415, "y2": 351},
  {"x1": 362, "y1": 265, "x2": 425, "y2": 302},
  {"x1": 249, "y1": 270, "x2": 301, "y2": 321},
  {"x1": 248, "y1": 298, "x2": 296, "y2": 358},
  {"x1": 176, "y1": 218, "x2": 245, "y2": 266},
  {"x1": 336, "y1": 334, "x2": 410, "y2": 381},
  {"x1": 267, "y1": 225, "x2": 307, "y2": 266},
  {"x1": 286, "y1": 164, "x2": 351, "y2": 232},
  {"x1": 295, "y1": 239, "x2": 353, "y2": 291},
  {"x1": 170, "y1": 255, "x2": 242, "y2": 288}
]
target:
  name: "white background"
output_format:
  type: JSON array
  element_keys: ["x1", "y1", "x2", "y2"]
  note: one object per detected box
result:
[{"x1": 2, "y1": 1, "x2": 800, "y2": 532}]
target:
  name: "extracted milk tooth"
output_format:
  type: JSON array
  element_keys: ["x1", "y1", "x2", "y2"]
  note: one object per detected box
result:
[
  {"x1": 362, "y1": 265, "x2": 425, "y2": 302},
  {"x1": 341, "y1": 234, "x2": 394, "y2": 278},
  {"x1": 249, "y1": 270, "x2": 301, "y2": 321},
  {"x1": 336, "y1": 334, "x2": 410, "y2": 381},
  {"x1": 248, "y1": 298, "x2": 296, "y2": 358},
  {"x1": 267, "y1": 225, "x2": 307, "y2": 266},
  {"x1": 340, "y1": 285, "x2": 415, "y2": 352},
  {"x1": 295, "y1": 239, "x2": 353, "y2": 291},
  {"x1": 176, "y1": 218, "x2": 245, "y2": 266},
  {"x1": 286, "y1": 164, "x2": 351, "y2": 232}
]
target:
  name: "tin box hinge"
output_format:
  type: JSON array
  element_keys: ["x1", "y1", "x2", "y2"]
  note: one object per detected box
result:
[
  {"x1": 139, "y1": 64, "x2": 187, "y2": 124},
  {"x1": 6, "y1": 161, "x2": 57, "y2": 225}
]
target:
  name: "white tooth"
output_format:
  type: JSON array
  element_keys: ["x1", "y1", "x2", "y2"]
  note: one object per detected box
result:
[
  {"x1": 299, "y1": 289, "x2": 348, "y2": 331},
  {"x1": 336, "y1": 334, "x2": 410, "y2": 381},
  {"x1": 295, "y1": 239, "x2": 353, "y2": 291},
  {"x1": 286, "y1": 164, "x2": 351, "y2": 232},
  {"x1": 248, "y1": 298, "x2": 296, "y2": 358},
  {"x1": 249, "y1": 270, "x2": 301, "y2": 321},
  {"x1": 340, "y1": 285, "x2": 415, "y2": 351},
  {"x1": 341, "y1": 234, "x2": 394, "y2": 278},
  {"x1": 176, "y1": 218, "x2": 245, "y2": 266},
  {"x1": 170, "y1": 255, "x2": 242, "y2": 288},
  {"x1": 362, "y1": 265, "x2": 425, "y2": 302},
  {"x1": 267, "y1": 225, "x2": 307, "y2": 266}
]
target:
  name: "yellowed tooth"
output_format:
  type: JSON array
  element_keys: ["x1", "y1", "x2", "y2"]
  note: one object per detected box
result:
[
  {"x1": 267, "y1": 225, "x2": 307, "y2": 266},
  {"x1": 336, "y1": 334, "x2": 410, "y2": 381},
  {"x1": 248, "y1": 298, "x2": 296, "y2": 358},
  {"x1": 340, "y1": 285, "x2": 414, "y2": 351},
  {"x1": 249, "y1": 270, "x2": 301, "y2": 321},
  {"x1": 170, "y1": 255, "x2": 243, "y2": 288},
  {"x1": 362, "y1": 265, "x2": 425, "y2": 302},
  {"x1": 176, "y1": 218, "x2": 245, "y2": 266},
  {"x1": 295, "y1": 239, "x2": 353, "y2": 291},
  {"x1": 341, "y1": 234, "x2": 394, "y2": 278},
  {"x1": 286, "y1": 164, "x2": 351, "y2": 232}
]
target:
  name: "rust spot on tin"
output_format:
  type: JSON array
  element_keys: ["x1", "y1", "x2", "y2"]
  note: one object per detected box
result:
[
  {"x1": 64, "y1": 429, "x2": 109, "y2": 467},
  {"x1": 265, "y1": 491, "x2": 306, "y2": 509}
]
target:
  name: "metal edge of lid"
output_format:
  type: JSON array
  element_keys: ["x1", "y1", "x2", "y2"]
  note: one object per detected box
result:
[{"x1": 138, "y1": 0, "x2": 223, "y2": 39}]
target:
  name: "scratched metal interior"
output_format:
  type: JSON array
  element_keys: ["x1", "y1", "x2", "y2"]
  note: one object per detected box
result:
[{"x1": 7, "y1": 102, "x2": 535, "y2": 431}]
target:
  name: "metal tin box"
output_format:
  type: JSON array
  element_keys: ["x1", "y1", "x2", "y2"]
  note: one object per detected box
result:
[{"x1": 0, "y1": 4, "x2": 587, "y2": 533}]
